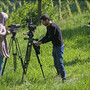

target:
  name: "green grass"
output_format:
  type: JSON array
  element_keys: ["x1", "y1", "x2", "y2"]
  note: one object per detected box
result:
[{"x1": 0, "y1": 14, "x2": 90, "y2": 90}]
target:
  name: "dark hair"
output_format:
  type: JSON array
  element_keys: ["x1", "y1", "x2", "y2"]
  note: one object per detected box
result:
[{"x1": 40, "y1": 14, "x2": 50, "y2": 21}]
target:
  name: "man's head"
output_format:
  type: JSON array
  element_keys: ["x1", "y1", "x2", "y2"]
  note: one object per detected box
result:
[
  {"x1": 40, "y1": 14, "x2": 50, "y2": 26},
  {"x1": 0, "y1": 12, "x2": 8, "y2": 26}
]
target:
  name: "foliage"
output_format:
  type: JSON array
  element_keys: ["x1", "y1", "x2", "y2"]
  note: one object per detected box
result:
[
  {"x1": 4, "y1": 0, "x2": 56, "y2": 27},
  {"x1": 41, "y1": 0, "x2": 56, "y2": 19},
  {"x1": 0, "y1": 0, "x2": 90, "y2": 27},
  {"x1": 6, "y1": 1, "x2": 38, "y2": 27}
]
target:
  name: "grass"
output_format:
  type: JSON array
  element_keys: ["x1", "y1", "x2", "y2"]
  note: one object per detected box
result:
[{"x1": 0, "y1": 13, "x2": 90, "y2": 90}]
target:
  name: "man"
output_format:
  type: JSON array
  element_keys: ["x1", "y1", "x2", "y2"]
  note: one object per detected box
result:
[
  {"x1": 0, "y1": 12, "x2": 10, "y2": 75},
  {"x1": 34, "y1": 14, "x2": 66, "y2": 82}
]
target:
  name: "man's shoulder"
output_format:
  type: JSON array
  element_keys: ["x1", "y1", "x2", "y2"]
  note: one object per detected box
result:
[
  {"x1": 52, "y1": 23, "x2": 59, "y2": 27},
  {"x1": 52, "y1": 23, "x2": 56, "y2": 26},
  {"x1": 51, "y1": 23, "x2": 60, "y2": 29}
]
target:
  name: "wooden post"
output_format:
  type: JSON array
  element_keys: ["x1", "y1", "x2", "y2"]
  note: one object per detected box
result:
[
  {"x1": 38, "y1": 0, "x2": 41, "y2": 24},
  {"x1": 85, "y1": 0, "x2": 90, "y2": 11},
  {"x1": 58, "y1": 0, "x2": 62, "y2": 20},
  {"x1": 51, "y1": 0, "x2": 53, "y2": 7},
  {"x1": 67, "y1": 0, "x2": 72, "y2": 17},
  {"x1": 75, "y1": 0, "x2": 81, "y2": 14}
]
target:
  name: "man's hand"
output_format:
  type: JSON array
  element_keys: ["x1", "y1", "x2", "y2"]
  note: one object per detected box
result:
[
  {"x1": 33, "y1": 41, "x2": 42, "y2": 46},
  {"x1": 6, "y1": 27, "x2": 13, "y2": 35},
  {"x1": 6, "y1": 30, "x2": 10, "y2": 35}
]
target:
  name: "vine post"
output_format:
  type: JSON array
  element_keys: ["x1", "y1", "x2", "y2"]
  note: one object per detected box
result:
[
  {"x1": 58, "y1": 0, "x2": 62, "y2": 20},
  {"x1": 67, "y1": 0, "x2": 72, "y2": 17}
]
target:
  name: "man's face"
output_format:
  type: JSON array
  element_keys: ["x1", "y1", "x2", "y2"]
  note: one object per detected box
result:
[{"x1": 41, "y1": 19, "x2": 49, "y2": 26}]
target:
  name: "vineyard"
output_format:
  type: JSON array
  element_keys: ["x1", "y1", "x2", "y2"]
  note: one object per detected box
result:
[
  {"x1": 0, "y1": 0, "x2": 90, "y2": 26},
  {"x1": 0, "y1": 0, "x2": 90, "y2": 90}
]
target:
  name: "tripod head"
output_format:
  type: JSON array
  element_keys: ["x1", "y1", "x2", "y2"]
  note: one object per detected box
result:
[
  {"x1": 23, "y1": 17, "x2": 37, "y2": 42},
  {"x1": 26, "y1": 18, "x2": 36, "y2": 32},
  {"x1": 8, "y1": 24, "x2": 20, "y2": 37}
]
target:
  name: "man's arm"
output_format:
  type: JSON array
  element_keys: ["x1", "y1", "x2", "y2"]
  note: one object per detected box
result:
[
  {"x1": 39, "y1": 29, "x2": 51, "y2": 44},
  {"x1": 34, "y1": 41, "x2": 42, "y2": 46},
  {"x1": 33, "y1": 31, "x2": 50, "y2": 46}
]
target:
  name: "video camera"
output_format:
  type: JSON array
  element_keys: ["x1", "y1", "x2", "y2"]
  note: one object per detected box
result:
[
  {"x1": 24, "y1": 18, "x2": 40, "y2": 54},
  {"x1": 8, "y1": 24, "x2": 20, "y2": 35},
  {"x1": 24, "y1": 18, "x2": 36, "y2": 39},
  {"x1": 26, "y1": 18, "x2": 36, "y2": 32}
]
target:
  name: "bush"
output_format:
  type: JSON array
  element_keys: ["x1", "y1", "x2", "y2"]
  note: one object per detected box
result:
[
  {"x1": 7, "y1": 1, "x2": 38, "y2": 27},
  {"x1": 7, "y1": 0, "x2": 57, "y2": 27}
]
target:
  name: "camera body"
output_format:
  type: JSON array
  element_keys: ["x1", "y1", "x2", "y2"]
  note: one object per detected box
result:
[
  {"x1": 33, "y1": 44, "x2": 40, "y2": 54},
  {"x1": 25, "y1": 18, "x2": 36, "y2": 39},
  {"x1": 27, "y1": 18, "x2": 36, "y2": 32},
  {"x1": 28, "y1": 24, "x2": 36, "y2": 31},
  {"x1": 8, "y1": 24, "x2": 20, "y2": 34},
  {"x1": 8, "y1": 24, "x2": 20, "y2": 28}
]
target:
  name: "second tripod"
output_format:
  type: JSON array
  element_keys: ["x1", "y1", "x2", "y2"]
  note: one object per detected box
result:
[{"x1": 1, "y1": 31, "x2": 25, "y2": 76}]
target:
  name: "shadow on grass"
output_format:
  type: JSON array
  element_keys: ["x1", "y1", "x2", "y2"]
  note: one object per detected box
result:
[
  {"x1": 62, "y1": 25, "x2": 90, "y2": 48},
  {"x1": 62, "y1": 25, "x2": 90, "y2": 66},
  {"x1": 62, "y1": 25, "x2": 90, "y2": 40},
  {"x1": 64, "y1": 58, "x2": 90, "y2": 66}
]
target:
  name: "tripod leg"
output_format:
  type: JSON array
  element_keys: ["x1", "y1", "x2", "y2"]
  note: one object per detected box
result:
[
  {"x1": 14, "y1": 38, "x2": 25, "y2": 73},
  {"x1": 1, "y1": 58, "x2": 7, "y2": 76},
  {"x1": 33, "y1": 45, "x2": 45, "y2": 78},
  {"x1": 13, "y1": 53, "x2": 17, "y2": 71},
  {"x1": 1, "y1": 38, "x2": 13, "y2": 75},
  {"x1": 11, "y1": 39, "x2": 17, "y2": 72},
  {"x1": 22, "y1": 42, "x2": 32, "y2": 80},
  {"x1": 36, "y1": 54, "x2": 45, "y2": 78},
  {"x1": 24, "y1": 43, "x2": 32, "y2": 73}
]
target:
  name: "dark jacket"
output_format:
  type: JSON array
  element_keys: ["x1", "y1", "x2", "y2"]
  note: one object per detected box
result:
[{"x1": 40, "y1": 23, "x2": 64, "y2": 46}]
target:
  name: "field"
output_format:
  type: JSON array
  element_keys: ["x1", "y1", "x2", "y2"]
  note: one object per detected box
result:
[
  {"x1": 0, "y1": 0, "x2": 90, "y2": 90},
  {"x1": 0, "y1": 13, "x2": 90, "y2": 90}
]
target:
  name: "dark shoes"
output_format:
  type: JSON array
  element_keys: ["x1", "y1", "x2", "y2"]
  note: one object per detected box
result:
[
  {"x1": 57, "y1": 72, "x2": 67, "y2": 83},
  {"x1": 62, "y1": 77, "x2": 67, "y2": 83}
]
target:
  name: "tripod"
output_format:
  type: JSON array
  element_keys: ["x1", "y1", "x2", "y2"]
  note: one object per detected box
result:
[
  {"x1": 22, "y1": 35, "x2": 45, "y2": 80},
  {"x1": 1, "y1": 32, "x2": 25, "y2": 76}
]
